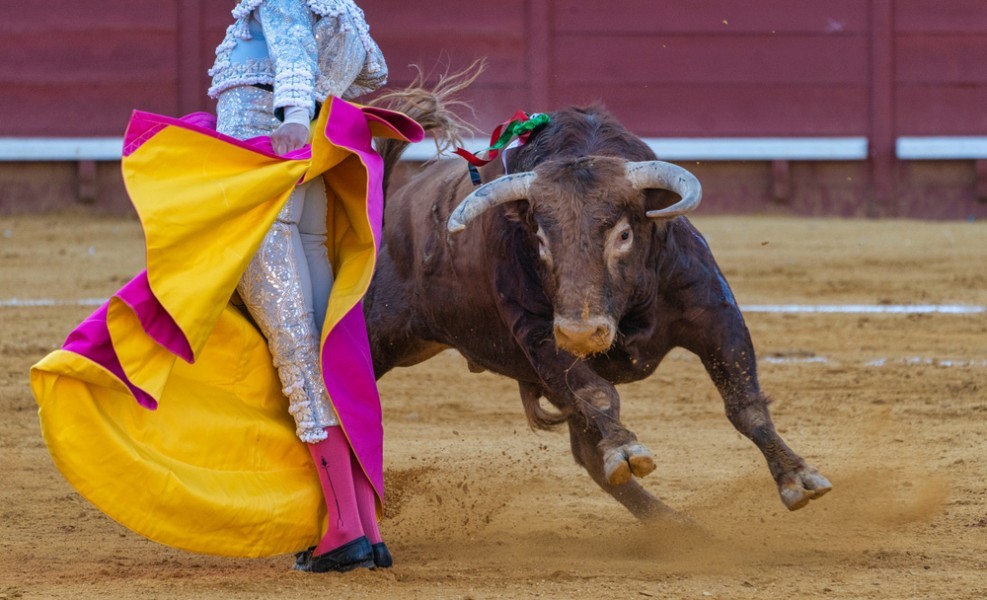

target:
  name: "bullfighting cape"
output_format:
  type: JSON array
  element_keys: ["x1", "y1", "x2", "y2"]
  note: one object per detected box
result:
[{"x1": 29, "y1": 98, "x2": 423, "y2": 558}]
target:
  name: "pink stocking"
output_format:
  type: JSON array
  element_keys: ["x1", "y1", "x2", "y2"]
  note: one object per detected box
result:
[
  {"x1": 308, "y1": 427, "x2": 365, "y2": 555},
  {"x1": 351, "y1": 453, "x2": 383, "y2": 545}
]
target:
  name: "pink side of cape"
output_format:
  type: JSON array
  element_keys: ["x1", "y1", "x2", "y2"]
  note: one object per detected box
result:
[
  {"x1": 63, "y1": 271, "x2": 186, "y2": 409},
  {"x1": 123, "y1": 110, "x2": 313, "y2": 162},
  {"x1": 320, "y1": 99, "x2": 386, "y2": 496}
]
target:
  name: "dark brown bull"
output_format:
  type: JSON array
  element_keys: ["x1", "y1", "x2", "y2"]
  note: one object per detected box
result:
[{"x1": 365, "y1": 102, "x2": 831, "y2": 519}]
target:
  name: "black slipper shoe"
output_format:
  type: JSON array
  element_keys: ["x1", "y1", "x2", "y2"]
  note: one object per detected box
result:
[
  {"x1": 294, "y1": 546, "x2": 315, "y2": 569},
  {"x1": 295, "y1": 536, "x2": 374, "y2": 573},
  {"x1": 371, "y1": 542, "x2": 393, "y2": 568}
]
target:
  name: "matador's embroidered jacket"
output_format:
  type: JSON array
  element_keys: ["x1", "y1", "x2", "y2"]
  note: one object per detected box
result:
[{"x1": 208, "y1": 0, "x2": 387, "y2": 119}]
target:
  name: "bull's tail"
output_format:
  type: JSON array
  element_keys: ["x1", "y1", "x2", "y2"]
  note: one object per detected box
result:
[
  {"x1": 370, "y1": 59, "x2": 485, "y2": 194},
  {"x1": 519, "y1": 381, "x2": 571, "y2": 431}
]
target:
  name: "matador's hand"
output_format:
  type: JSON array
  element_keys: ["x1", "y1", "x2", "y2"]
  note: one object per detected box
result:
[{"x1": 272, "y1": 122, "x2": 309, "y2": 155}]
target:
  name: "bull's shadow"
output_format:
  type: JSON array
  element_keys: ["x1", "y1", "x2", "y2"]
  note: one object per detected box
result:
[{"x1": 363, "y1": 80, "x2": 830, "y2": 521}]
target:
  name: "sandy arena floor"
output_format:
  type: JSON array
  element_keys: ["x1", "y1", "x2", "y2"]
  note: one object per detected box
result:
[{"x1": 1, "y1": 213, "x2": 985, "y2": 599}]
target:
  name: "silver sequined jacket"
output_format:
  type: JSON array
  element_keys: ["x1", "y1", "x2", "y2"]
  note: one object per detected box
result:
[{"x1": 208, "y1": 0, "x2": 387, "y2": 118}]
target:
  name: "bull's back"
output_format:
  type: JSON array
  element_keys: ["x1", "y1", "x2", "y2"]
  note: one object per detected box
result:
[
  {"x1": 371, "y1": 159, "x2": 527, "y2": 375},
  {"x1": 383, "y1": 161, "x2": 465, "y2": 273}
]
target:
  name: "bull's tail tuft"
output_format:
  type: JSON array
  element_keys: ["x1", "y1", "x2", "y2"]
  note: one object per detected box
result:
[
  {"x1": 370, "y1": 59, "x2": 485, "y2": 193},
  {"x1": 519, "y1": 381, "x2": 570, "y2": 431}
]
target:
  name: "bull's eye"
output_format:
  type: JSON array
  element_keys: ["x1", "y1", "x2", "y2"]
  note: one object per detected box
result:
[{"x1": 609, "y1": 220, "x2": 633, "y2": 255}]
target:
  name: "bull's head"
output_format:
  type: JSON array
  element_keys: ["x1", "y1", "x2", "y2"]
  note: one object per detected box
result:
[{"x1": 447, "y1": 157, "x2": 702, "y2": 357}]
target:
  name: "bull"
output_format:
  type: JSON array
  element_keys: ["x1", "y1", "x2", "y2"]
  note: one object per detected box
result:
[{"x1": 364, "y1": 94, "x2": 831, "y2": 520}]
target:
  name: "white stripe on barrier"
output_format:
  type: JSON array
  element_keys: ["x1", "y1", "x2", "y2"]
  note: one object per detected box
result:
[
  {"x1": 0, "y1": 298, "x2": 106, "y2": 307},
  {"x1": 896, "y1": 136, "x2": 987, "y2": 160},
  {"x1": 403, "y1": 136, "x2": 870, "y2": 162},
  {"x1": 0, "y1": 136, "x2": 870, "y2": 163},
  {"x1": 0, "y1": 138, "x2": 124, "y2": 161}
]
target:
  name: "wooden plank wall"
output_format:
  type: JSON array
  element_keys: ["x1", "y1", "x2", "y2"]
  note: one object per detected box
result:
[
  {"x1": 2, "y1": 0, "x2": 984, "y2": 139},
  {"x1": 893, "y1": 0, "x2": 987, "y2": 217},
  {"x1": 1, "y1": 1, "x2": 179, "y2": 136},
  {"x1": 552, "y1": 1, "x2": 871, "y2": 137},
  {"x1": 895, "y1": 0, "x2": 987, "y2": 135},
  {"x1": 0, "y1": 0, "x2": 985, "y2": 217}
]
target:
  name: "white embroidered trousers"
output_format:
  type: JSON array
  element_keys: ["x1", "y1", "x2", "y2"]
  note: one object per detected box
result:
[{"x1": 217, "y1": 85, "x2": 338, "y2": 443}]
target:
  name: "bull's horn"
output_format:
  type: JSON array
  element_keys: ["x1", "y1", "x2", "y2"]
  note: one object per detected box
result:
[
  {"x1": 447, "y1": 172, "x2": 538, "y2": 233},
  {"x1": 625, "y1": 161, "x2": 702, "y2": 219}
]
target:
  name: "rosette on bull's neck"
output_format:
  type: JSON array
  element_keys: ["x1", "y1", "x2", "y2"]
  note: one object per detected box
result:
[{"x1": 455, "y1": 111, "x2": 551, "y2": 167}]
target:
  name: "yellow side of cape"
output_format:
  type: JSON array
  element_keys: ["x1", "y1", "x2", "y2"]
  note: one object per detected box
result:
[{"x1": 33, "y1": 308, "x2": 323, "y2": 558}]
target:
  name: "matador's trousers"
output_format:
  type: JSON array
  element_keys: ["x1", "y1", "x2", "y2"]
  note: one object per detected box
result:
[{"x1": 217, "y1": 85, "x2": 338, "y2": 443}]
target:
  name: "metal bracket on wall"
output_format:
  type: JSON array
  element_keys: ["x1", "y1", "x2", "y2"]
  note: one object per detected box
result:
[
  {"x1": 77, "y1": 160, "x2": 97, "y2": 204},
  {"x1": 977, "y1": 160, "x2": 987, "y2": 203},
  {"x1": 771, "y1": 159, "x2": 791, "y2": 203},
  {"x1": 897, "y1": 137, "x2": 987, "y2": 203}
]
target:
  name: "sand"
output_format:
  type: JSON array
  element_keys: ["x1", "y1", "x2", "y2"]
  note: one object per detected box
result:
[{"x1": 1, "y1": 213, "x2": 985, "y2": 599}]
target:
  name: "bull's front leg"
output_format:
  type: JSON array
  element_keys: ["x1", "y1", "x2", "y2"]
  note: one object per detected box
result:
[
  {"x1": 563, "y1": 400, "x2": 677, "y2": 520},
  {"x1": 519, "y1": 368, "x2": 673, "y2": 520},
  {"x1": 530, "y1": 364, "x2": 657, "y2": 485},
  {"x1": 517, "y1": 355, "x2": 671, "y2": 518},
  {"x1": 500, "y1": 289, "x2": 668, "y2": 517},
  {"x1": 685, "y1": 304, "x2": 832, "y2": 510}
]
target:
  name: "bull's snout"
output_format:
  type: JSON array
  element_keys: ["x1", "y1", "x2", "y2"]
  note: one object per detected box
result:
[{"x1": 553, "y1": 315, "x2": 616, "y2": 356}]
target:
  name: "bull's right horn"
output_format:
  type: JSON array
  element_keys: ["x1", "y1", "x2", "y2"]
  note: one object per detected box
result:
[
  {"x1": 625, "y1": 161, "x2": 702, "y2": 219},
  {"x1": 447, "y1": 172, "x2": 538, "y2": 233}
]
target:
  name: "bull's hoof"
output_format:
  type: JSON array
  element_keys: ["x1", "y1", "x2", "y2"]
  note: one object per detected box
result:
[
  {"x1": 604, "y1": 443, "x2": 657, "y2": 486},
  {"x1": 778, "y1": 466, "x2": 832, "y2": 511}
]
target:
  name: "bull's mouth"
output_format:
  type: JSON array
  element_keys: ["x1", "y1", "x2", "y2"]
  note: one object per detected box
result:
[{"x1": 553, "y1": 315, "x2": 617, "y2": 356}]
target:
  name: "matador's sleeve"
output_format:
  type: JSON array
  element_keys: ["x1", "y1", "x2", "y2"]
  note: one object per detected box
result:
[{"x1": 259, "y1": 0, "x2": 319, "y2": 118}]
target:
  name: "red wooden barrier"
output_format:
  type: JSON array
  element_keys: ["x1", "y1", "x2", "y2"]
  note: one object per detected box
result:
[{"x1": 0, "y1": 0, "x2": 985, "y2": 218}]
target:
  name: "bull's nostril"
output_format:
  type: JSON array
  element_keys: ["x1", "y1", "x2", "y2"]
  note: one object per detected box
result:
[
  {"x1": 554, "y1": 317, "x2": 615, "y2": 352},
  {"x1": 556, "y1": 323, "x2": 595, "y2": 340}
]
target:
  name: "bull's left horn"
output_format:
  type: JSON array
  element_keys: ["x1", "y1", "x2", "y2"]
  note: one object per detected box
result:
[
  {"x1": 447, "y1": 172, "x2": 538, "y2": 233},
  {"x1": 625, "y1": 161, "x2": 702, "y2": 219}
]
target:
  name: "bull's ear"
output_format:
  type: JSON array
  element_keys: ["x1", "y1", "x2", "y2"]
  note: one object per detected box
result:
[
  {"x1": 643, "y1": 189, "x2": 680, "y2": 214},
  {"x1": 502, "y1": 199, "x2": 531, "y2": 224}
]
